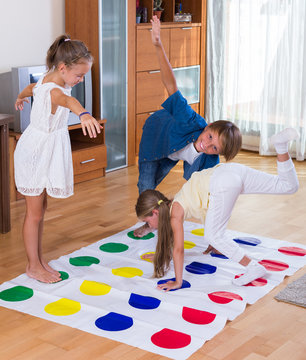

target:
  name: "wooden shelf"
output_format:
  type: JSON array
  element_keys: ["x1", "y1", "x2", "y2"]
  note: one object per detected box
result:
[{"x1": 137, "y1": 0, "x2": 202, "y2": 24}]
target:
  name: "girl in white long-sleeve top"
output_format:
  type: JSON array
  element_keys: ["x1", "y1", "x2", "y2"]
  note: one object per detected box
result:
[{"x1": 135, "y1": 128, "x2": 299, "y2": 291}]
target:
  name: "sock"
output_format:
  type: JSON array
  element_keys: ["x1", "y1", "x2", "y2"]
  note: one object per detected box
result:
[
  {"x1": 270, "y1": 128, "x2": 299, "y2": 154},
  {"x1": 232, "y1": 260, "x2": 267, "y2": 286}
]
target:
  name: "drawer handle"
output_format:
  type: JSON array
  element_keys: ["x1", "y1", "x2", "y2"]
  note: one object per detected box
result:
[
  {"x1": 182, "y1": 27, "x2": 193, "y2": 30},
  {"x1": 80, "y1": 158, "x2": 96, "y2": 164},
  {"x1": 149, "y1": 70, "x2": 160, "y2": 74}
]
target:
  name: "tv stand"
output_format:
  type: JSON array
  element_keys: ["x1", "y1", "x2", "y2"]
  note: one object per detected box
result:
[{"x1": 9, "y1": 119, "x2": 107, "y2": 201}]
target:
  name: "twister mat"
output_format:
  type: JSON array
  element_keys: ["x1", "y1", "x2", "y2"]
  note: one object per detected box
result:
[{"x1": 1, "y1": 221, "x2": 306, "y2": 359}]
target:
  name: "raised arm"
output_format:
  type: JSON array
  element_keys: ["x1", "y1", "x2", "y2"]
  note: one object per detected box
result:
[
  {"x1": 15, "y1": 83, "x2": 36, "y2": 111},
  {"x1": 51, "y1": 88, "x2": 102, "y2": 138},
  {"x1": 157, "y1": 201, "x2": 185, "y2": 291},
  {"x1": 151, "y1": 16, "x2": 178, "y2": 96}
]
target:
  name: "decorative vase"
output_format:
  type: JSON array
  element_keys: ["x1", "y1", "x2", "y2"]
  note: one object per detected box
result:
[{"x1": 153, "y1": 10, "x2": 163, "y2": 20}]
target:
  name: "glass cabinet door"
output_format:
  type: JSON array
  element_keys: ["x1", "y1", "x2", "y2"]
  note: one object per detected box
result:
[
  {"x1": 100, "y1": 0, "x2": 127, "y2": 171},
  {"x1": 173, "y1": 65, "x2": 200, "y2": 104}
]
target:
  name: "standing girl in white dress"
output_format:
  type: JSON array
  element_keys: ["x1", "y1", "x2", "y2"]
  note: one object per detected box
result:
[
  {"x1": 135, "y1": 128, "x2": 299, "y2": 291},
  {"x1": 14, "y1": 35, "x2": 102, "y2": 283}
]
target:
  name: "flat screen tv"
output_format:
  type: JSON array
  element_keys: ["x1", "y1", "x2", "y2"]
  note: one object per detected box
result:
[{"x1": 0, "y1": 65, "x2": 92, "y2": 132}]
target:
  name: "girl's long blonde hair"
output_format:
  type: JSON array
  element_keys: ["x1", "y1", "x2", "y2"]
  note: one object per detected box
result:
[{"x1": 135, "y1": 190, "x2": 173, "y2": 278}]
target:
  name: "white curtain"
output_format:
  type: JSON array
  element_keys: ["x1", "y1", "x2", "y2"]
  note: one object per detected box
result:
[{"x1": 206, "y1": 0, "x2": 306, "y2": 160}]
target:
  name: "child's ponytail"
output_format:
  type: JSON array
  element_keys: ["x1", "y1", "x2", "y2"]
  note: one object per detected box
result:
[
  {"x1": 46, "y1": 34, "x2": 93, "y2": 70},
  {"x1": 154, "y1": 199, "x2": 173, "y2": 278},
  {"x1": 135, "y1": 190, "x2": 173, "y2": 278}
]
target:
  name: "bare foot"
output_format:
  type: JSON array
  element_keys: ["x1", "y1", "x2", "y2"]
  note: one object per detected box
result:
[
  {"x1": 26, "y1": 264, "x2": 61, "y2": 283},
  {"x1": 133, "y1": 223, "x2": 152, "y2": 237},
  {"x1": 41, "y1": 259, "x2": 61, "y2": 276},
  {"x1": 203, "y1": 245, "x2": 223, "y2": 255}
]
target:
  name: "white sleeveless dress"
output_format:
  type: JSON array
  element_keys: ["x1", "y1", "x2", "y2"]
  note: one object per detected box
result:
[{"x1": 14, "y1": 74, "x2": 74, "y2": 198}]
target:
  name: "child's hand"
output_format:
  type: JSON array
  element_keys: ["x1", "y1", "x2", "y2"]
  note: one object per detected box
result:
[
  {"x1": 80, "y1": 114, "x2": 103, "y2": 138},
  {"x1": 15, "y1": 97, "x2": 30, "y2": 111},
  {"x1": 157, "y1": 279, "x2": 183, "y2": 292},
  {"x1": 151, "y1": 15, "x2": 161, "y2": 46},
  {"x1": 141, "y1": 253, "x2": 155, "y2": 261}
]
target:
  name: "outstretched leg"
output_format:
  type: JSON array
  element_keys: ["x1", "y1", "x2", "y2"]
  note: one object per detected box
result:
[
  {"x1": 23, "y1": 191, "x2": 61, "y2": 283},
  {"x1": 233, "y1": 128, "x2": 299, "y2": 286}
]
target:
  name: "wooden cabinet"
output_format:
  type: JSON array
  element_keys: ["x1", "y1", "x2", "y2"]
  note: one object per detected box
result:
[
  {"x1": 134, "y1": 0, "x2": 206, "y2": 157},
  {"x1": 9, "y1": 119, "x2": 107, "y2": 201},
  {"x1": 69, "y1": 119, "x2": 107, "y2": 183},
  {"x1": 135, "y1": 23, "x2": 202, "y2": 155}
]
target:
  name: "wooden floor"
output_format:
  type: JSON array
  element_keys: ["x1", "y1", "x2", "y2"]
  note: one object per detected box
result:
[{"x1": 1, "y1": 151, "x2": 306, "y2": 360}]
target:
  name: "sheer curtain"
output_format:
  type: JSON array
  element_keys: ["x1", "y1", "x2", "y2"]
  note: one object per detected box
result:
[{"x1": 206, "y1": 0, "x2": 306, "y2": 160}]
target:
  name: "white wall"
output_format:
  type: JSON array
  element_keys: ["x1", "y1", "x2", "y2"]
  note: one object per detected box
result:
[{"x1": 0, "y1": 0, "x2": 65, "y2": 74}]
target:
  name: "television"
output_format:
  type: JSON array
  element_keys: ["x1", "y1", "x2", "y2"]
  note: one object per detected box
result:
[{"x1": 0, "y1": 65, "x2": 92, "y2": 133}]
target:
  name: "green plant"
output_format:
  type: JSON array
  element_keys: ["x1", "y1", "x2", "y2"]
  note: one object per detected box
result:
[{"x1": 153, "y1": 0, "x2": 163, "y2": 11}]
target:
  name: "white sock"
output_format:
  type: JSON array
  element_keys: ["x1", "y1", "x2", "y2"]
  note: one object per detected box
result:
[
  {"x1": 270, "y1": 128, "x2": 299, "y2": 154},
  {"x1": 232, "y1": 260, "x2": 267, "y2": 286}
]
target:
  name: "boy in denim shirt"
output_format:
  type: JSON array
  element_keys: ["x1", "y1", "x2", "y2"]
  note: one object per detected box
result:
[{"x1": 135, "y1": 16, "x2": 241, "y2": 236}]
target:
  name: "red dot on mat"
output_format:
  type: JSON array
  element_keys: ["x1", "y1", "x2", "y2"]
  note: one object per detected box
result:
[
  {"x1": 278, "y1": 246, "x2": 306, "y2": 257},
  {"x1": 182, "y1": 307, "x2": 216, "y2": 324},
  {"x1": 208, "y1": 291, "x2": 243, "y2": 304},
  {"x1": 151, "y1": 328, "x2": 191, "y2": 349},
  {"x1": 259, "y1": 259, "x2": 289, "y2": 271},
  {"x1": 234, "y1": 275, "x2": 267, "y2": 287}
]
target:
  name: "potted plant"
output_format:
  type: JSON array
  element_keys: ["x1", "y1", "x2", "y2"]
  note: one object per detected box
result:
[{"x1": 153, "y1": 0, "x2": 163, "y2": 20}]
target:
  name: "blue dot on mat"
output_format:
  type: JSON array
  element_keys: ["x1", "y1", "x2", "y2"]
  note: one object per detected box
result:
[
  {"x1": 210, "y1": 252, "x2": 228, "y2": 259},
  {"x1": 233, "y1": 237, "x2": 261, "y2": 246},
  {"x1": 185, "y1": 262, "x2": 217, "y2": 275},
  {"x1": 157, "y1": 278, "x2": 191, "y2": 291},
  {"x1": 95, "y1": 312, "x2": 133, "y2": 331},
  {"x1": 128, "y1": 293, "x2": 161, "y2": 310}
]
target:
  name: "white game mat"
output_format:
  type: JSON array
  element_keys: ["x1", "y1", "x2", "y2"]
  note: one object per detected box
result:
[{"x1": 1, "y1": 221, "x2": 306, "y2": 359}]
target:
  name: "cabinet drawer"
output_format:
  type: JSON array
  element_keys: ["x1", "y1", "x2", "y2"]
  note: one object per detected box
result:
[
  {"x1": 137, "y1": 28, "x2": 170, "y2": 72},
  {"x1": 72, "y1": 145, "x2": 107, "y2": 175},
  {"x1": 136, "y1": 71, "x2": 168, "y2": 114},
  {"x1": 170, "y1": 27, "x2": 201, "y2": 67}
]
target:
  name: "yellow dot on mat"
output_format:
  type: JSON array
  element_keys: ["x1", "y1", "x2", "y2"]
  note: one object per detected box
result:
[
  {"x1": 140, "y1": 252, "x2": 155, "y2": 262},
  {"x1": 112, "y1": 267, "x2": 143, "y2": 278},
  {"x1": 80, "y1": 280, "x2": 111, "y2": 296},
  {"x1": 44, "y1": 298, "x2": 81, "y2": 316},
  {"x1": 191, "y1": 228, "x2": 204, "y2": 236},
  {"x1": 184, "y1": 241, "x2": 196, "y2": 249}
]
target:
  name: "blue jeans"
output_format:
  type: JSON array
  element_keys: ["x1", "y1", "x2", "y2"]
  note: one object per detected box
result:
[{"x1": 137, "y1": 159, "x2": 177, "y2": 194}]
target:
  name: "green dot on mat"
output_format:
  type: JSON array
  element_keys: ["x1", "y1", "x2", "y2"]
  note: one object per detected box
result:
[
  {"x1": 69, "y1": 256, "x2": 100, "y2": 267},
  {"x1": 99, "y1": 242, "x2": 129, "y2": 253},
  {"x1": 127, "y1": 230, "x2": 155, "y2": 240},
  {"x1": 59, "y1": 271, "x2": 69, "y2": 281},
  {"x1": 0, "y1": 286, "x2": 33, "y2": 302}
]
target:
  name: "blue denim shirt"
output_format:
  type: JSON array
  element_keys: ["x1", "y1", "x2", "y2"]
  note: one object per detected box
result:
[{"x1": 138, "y1": 91, "x2": 219, "y2": 180}]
